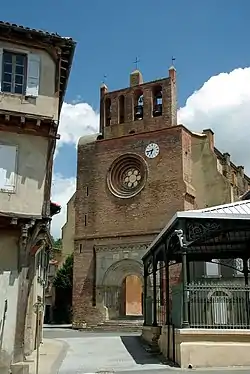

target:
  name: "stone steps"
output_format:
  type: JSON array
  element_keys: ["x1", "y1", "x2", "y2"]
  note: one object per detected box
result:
[{"x1": 85, "y1": 319, "x2": 143, "y2": 332}]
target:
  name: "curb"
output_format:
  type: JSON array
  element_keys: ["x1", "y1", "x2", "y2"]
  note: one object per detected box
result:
[{"x1": 49, "y1": 339, "x2": 69, "y2": 374}]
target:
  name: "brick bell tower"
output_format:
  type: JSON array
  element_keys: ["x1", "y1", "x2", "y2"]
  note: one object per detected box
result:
[{"x1": 73, "y1": 66, "x2": 187, "y2": 327}]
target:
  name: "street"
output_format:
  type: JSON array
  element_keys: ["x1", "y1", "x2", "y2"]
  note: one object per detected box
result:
[{"x1": 43, "y1": 327, "x2": 250, "y2": 374}]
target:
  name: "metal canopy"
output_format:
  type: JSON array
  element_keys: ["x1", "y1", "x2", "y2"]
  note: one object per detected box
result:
[{"x1": 143, "y1": 200, "x2": 250, "y2": 266}]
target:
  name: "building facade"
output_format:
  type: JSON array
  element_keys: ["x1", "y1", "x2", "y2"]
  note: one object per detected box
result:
[
  {"x1": 0, "y1": 21, "x2": 75, "y2": 373},
  {"x1": 61, "y1": 193, "x2": 76, "y2": 264},
  {"x1": 72, "y1": 67, "x2": 250, "y2": 328}
]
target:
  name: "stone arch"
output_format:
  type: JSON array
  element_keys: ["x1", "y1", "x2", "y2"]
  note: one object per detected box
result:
[
  {"x1": 102, "y1": 259, "x2": 143, "y2": 287},
  {"x1": 101, "y1": 259, "x2": 144, "y2": 319}
]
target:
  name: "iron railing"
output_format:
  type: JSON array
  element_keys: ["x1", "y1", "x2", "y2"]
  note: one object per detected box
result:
[
  {"x1": 186, "y1": 282, "x2": 250, "y2": 329},
  {"x1": 156, "y1": 295, "x2": 166, "y2": 326}
]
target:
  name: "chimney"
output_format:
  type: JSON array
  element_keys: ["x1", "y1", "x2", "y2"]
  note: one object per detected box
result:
[
  {"x1": 168, "y1": 65, "x2": 176, "y2": 82},
  {"x1": 130, "y1": 70, "x2": 143, "y2": 87},
  {"x1": 203, "y1": 129, "x2": 214, "y2": 151},
  {"x1": 99, "y1": 83, "x2": 108, "y2": 134},
  {"x1": 100, "y1": 83, "x2": 108, "y2": 97},
  {"x1": 238, "y1": 166, "x2": 244, "y2": 178}
]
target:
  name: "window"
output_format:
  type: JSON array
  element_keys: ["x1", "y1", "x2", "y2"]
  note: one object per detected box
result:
[
  {"x1": 0, "y1": 50, "x2": 40, "y2": 97},
  {"x1": 205, "y1": 260, "x2": 220, "y2": 277},
  {"x1": 2, "y1": 52, "x2": 27, "y2": 95},
  {"x1": 0, "y1": 144, "x2": 17, "y2": 193}
]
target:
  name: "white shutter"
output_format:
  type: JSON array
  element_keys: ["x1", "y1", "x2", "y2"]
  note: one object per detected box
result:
[
  {"x1": 26, "y1": 53, "x2": 40, "y2": 97},
  {"x1": 0, "y1": 48, "x2": 3, "y2": 92}
]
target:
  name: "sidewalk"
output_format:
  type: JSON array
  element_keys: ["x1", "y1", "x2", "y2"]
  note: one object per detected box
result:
[{"x1": 26, "y1": 338, "x2": 68, "y2": 374}]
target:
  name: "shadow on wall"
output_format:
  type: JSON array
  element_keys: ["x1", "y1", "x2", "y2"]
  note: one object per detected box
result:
[
  {"x1": 0, "y1": 140, "x2": 45, "y2": 191},
  {"x1": 0, "y1": 270, "x2": 18, "y2": 287}
]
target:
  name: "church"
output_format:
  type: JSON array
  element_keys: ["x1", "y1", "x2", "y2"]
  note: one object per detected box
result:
[{"x1": 68, "y1": 67, "x2": 250, "y2": 328}]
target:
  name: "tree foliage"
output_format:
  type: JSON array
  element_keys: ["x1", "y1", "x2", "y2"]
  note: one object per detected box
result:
[
  {"x1": 52, "y1": 237, "x2": 62, "y2": 252},
  {"x1": 53, "y1": 254, "x2": 73, "y2": 289}
]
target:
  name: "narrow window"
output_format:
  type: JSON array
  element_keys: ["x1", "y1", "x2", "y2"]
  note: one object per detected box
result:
[
  {"x1": 152, "y1": 85, "x2": 162, "y2": 117},
  {"x1": 79, "y1": 243, "x2": 82, "y2": 253},
  {"x1": 105, "y1": 97, "x2": 111, "y2": 126},
  {"x1": 119, "y1": 95, "x2": 125, "y2": 123},
  {"x1": 134, "y1": 90, "x2": 143, "y2": 120},
  {"x1": 2, "y1": 51, "x2": 27, "y2": 95},
  {"x1": 84, "y1": 214, "x2": 87, "y2": 226},
  {"x1": 86, "y1": 186, "x2": 89, "y2": 197}
]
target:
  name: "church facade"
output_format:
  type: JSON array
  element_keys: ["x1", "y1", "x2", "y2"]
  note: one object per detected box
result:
[{"x1": 71, "y1": 67, "x2": 250, "y2": 327}]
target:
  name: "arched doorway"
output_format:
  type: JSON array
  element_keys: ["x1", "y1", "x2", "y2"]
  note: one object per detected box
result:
[
  {"x1": 101, "y1": 259, "x2": 144, "y2": 319},
  {"x1": 121, "y1": 275, "x2": 142, "y2": 317}
]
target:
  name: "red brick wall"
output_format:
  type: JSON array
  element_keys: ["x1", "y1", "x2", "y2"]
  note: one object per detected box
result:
[
  {"x1": 75, "y1": 126, "x2": 186, "y2": 240},
  {"x1": 100, "y1": 72, "x2": 177, "y2": 139},
  {"x1": 73, "y1": 124, "x2": 189, "y2": 325}
]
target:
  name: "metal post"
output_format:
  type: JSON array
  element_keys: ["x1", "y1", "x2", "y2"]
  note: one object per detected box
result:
[
  {"x1": 33, "y1": 301, "x2": 44, "y2": 374},
  {"x1": 143, "y1": 264, "x2": 148, "y2": 326},
  {"x1": 152, "y1": 254, "x2": 157, "y2": 326},
  {"x1": 182, "y1": 251, "x2": 189, "y2": 328},
  {"x1": 175, "y1": 229, "x2": 189, "y2": 328},
  {"x1": 163, "y1": 243, "x2": 170, "y2": 359},
  {"x1": 164, "y1": 247, "x2": 170, "y2": 326},
  {"x1": 243, "y1": 258, "x2": 249, "y2": 327}
]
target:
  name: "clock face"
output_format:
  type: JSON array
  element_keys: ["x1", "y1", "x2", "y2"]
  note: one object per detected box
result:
[{"x1": 145, "y1": 143, "x2": 160, "y2": 159}]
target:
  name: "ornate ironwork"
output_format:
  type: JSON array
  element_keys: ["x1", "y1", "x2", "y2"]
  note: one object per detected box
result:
[
  {"x1": 186, "y1": 220, "x2": 221, "y2": 242},
  {"x1": 146, "y1": 259, "x2": 153, "y2": 275},
  {"x1": 167, "y1": 231, "x2": 179, "y2": 255}
]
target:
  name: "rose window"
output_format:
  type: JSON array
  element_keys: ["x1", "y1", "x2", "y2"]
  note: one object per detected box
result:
[
  {"x1": 123, "y1": 168, "x2": 142, "y2": 189},
  {"x1": 107, "y1": 154, "x2": 147, "y2": 199}
]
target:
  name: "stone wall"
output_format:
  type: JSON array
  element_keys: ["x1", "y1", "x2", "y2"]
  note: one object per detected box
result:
[{"x1": 0, "y1": 231, "x2": 19, "y2": 372}]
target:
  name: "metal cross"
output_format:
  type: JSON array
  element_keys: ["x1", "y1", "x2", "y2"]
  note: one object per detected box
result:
[
  {"x1": 171, "y1": 56, "x2": 176, "y2": 66},
  {"x1": 134, "y1": 57, "x2": 140, "y2": 69},
  {"x1": 102, "y1": 74, "x2": 107, "y2": 84}
]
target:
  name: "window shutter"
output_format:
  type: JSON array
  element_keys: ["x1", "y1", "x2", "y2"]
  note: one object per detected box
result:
[
  {"x1": 26, "y1": 53, "x2": 40, "y2": 97},
  {"x1": 0, "y1": 48, "x2": 3, "y2": 92}
]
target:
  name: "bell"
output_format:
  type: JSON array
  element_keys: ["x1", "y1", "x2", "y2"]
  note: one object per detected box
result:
[
  {"x1": 134, "y1": 105, "x2": 143, "y2": 120},
  {"x1": 153, "y1": 104, "x2": 162, "y2": 117}
]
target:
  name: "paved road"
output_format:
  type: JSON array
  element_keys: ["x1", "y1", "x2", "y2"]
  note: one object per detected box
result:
[{"x1": 43, "y1": 327, "x2": 250, "y2": 374}]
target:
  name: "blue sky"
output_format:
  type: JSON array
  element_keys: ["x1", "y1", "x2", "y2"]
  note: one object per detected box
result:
[{"x1": 2, "y1": 0, "x2": 250, "y2": 236}]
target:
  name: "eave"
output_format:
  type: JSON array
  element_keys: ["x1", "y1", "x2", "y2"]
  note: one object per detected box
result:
[
  {"x1": 0, "y1": 109, "x2": 60, "y2": 139},
  {"x1": 0, "y1": 21, "x2": 76, "y2": 113}
]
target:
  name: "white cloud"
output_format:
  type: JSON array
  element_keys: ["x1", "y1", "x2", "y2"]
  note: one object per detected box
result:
[
  {"x1": 178, "y1": 67, "x2": 250, "y2": 174},
  {"x1": 55, "y1": 102, "x2": 99, "y2": 157},
  {"x1": 50, "y1": 173, "x2": 76, "y2": 238},
  {"x1": 52, "y1": 66, "x2": 250, "y2": 238},
  {"x1": 50, "y1": 101, "x2": 99, "y2": 237}
]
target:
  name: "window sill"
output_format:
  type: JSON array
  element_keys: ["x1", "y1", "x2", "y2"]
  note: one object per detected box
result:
[
  {"x1": 202, "y1": 275, "x2": 222, "y2": 279},
  {"x1": 0, "y1": 188, "x2": 16, "y2": 194},
  {"x1": 0, "y1": 91, "x2": 37, "y2": 100},
  {"x1": 233, "y1": 274, "x2": 244, "y2": 277}
]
